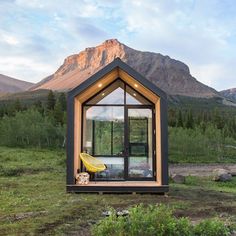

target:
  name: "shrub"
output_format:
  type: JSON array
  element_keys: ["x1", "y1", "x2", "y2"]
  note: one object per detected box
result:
[
  {"x1": 0, "y1": 109, "x2": 65, "y2": 148},
  {"x1": 91, "y1": 204, "x2": 193, "y2": 236},
  {"x1": 194, "y1": 218, "x2": 230, "y2": 236},
  {"x1": 91, "y1": 208, "x2": 126, "y2": 236},
  {"x1": 0, "y1": 164, "x2": 25, "y2": 177},
  {"x1": 91, "y1": 205, "x2": 230, "y2": 236}
]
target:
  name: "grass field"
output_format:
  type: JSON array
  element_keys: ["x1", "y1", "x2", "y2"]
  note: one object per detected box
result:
[{"x1": 0, "y1": 147, "x2": 236, "y2": 235}]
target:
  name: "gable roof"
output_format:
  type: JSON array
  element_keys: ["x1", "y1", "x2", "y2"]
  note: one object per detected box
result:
[{"x1": 68, "y1": 57, "x2": 167, "y2": 100}]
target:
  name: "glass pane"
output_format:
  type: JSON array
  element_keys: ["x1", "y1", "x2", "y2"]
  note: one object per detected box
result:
[
  {"x1": 86, "y1": 80, "x2": 125, "y2": 104},
  {"x1": 128, "y1": 157, "x2": 153, "y2": 178},
  {"x1": 126, "y1": 85, "x2": 151, "y2": 105},
  {"x1": 83, "y1": 106, "x2": 124, "y2": 156},
  {"x1": 128, "y1": 108, "x2": 153, "y2": 178},
  {"x1": 95, "y1": 157, "x2": 124, "y2": 180},
  {"x1": 130, "y1": 144, "x2": 147, "y2": 156},
  {"x1": 113, "y1": 122, "x2": 125, "y2": 155},
  {"x1": 129, "y1": 117, "x2": 148, "y2": 143},
  {"x1": 94, "y1": 120, "x2": 112, "y2": 155}
]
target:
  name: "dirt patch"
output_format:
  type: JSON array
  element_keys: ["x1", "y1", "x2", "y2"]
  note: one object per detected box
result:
[
  {"x1": 35, "y1": 205, "x2": 101, "y2": 235},
  {"x1": 169, "y1": 164, "x2": 236, "y2": 177},
  {"x1": 0, "y1": 211, "x2": 48, "y2": 222},
  {"x1": 0, "y1": 166, "x2": 54, "y2": 177}
]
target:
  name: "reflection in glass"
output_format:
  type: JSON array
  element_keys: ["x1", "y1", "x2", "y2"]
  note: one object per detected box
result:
[
  {"x1": 83, "y1": 106, "x2": 124, "y2": 156},
  {"x1": 126, "y1": 85, "x2": 151, "y2": 105},
  {"x1": 128, "y1": 108, "x2": 153, "y2": 178},
  {"x1": 86, "y1": 80, "x2": 124, "y2": 105},
  {"x1": 95, "y1": 157, "x2": 124, "y2": 180},
  {"x1": 83, "y1": 106, "x2": 125, "y2": 180}
]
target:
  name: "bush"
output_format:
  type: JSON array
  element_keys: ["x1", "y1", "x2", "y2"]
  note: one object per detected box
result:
[
  {"x1": 91, "y1": 205, "x2": 230, "y2": 236},
  {"x1": 169, "y1": 125, "x2": 236, "y2": 163},
  {"x1": 91, "y1": 204, "x2": 193, "y2": 236},
  {"x1": 0, "y1": 109, "x2": 65, "y2": 148},
  {"x1": 194, "y1": 218, "x2": 230, "y2": 236},
  {"x1": 0, "y1": 164, "x2": 25, "y2": 176}
]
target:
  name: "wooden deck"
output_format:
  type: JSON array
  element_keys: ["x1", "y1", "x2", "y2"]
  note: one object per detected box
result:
[
  {"x1": 77, "y1": 181, "x2": 159, "y2": 187},
  {"x1": 67, "y1": 181, "x2": 168, "y2": 193}
]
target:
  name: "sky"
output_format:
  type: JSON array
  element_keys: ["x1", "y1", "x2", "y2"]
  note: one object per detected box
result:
[{"x1": 0, "y1": 0, "x2": 235, "y2": 91}]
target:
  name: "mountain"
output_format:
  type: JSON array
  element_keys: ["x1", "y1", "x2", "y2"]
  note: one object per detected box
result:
[
  {"x1": 31, "y1": 39, "x2": 220, "y2": 98},
  {"x1": 0, "y1": 74, "x2": 34, "y2": 95},
  {"x1": 220, "y1": 88, "x2": 236, "y2": 101}
]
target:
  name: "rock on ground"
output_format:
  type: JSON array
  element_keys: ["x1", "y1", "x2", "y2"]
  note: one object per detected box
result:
[
  {"x1": 171, "y1": 174, "x2": 186, "y2": 184},
  {"x1": 212, "y1": 168, "x2": 232, "y2": 182}
]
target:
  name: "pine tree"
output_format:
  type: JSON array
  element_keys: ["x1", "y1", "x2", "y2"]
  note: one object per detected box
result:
[
  {"x1": 34, "y1": 100, "x2": 44, "y2": 114},
  {"x1": 213, "y1": 108, "x2": 224, "y2": 129},
  {"x1": 186, "y1": 109, "x2": 194, "y2": 129},
  {"x1": 46, "y1": 90, "x2": 56, "y2": 110},
  {"x1": 58, "y1": 93, "x2": 66, "y2": 111},
  {"x1": 168, "y1": 108, "x2": 177, "y2": 127},
  {"x1": 14, "y1": 99, "x2": 22, "y2": 112},
  {"x1": 176, "y1": 110, "x2": 183, "y2": 127},
  {"x1": 53, "y1": 99, "x2": 63, "y2": 125}
]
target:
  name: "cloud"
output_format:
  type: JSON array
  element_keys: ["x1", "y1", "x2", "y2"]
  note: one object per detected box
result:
[
  {"x1": 0, "y1": 0, "x2": 235, "y2": 90},
  {"x1": 0, "y1": 56, "x2": 56, "y2": 82},
  {"x1": 1, "y1": 33, "x2": 19, "y2": 45},
  {"x1": 191, "y1": 61, "x2": 236, "y2": 91},
  {"x1": 117, "y1": 0, "x2": 236, "y2": 90}
]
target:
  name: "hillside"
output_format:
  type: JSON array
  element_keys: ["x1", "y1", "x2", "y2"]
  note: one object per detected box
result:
[
  {"x1": 0, "y1": 74, "x2": 34, "y2": 94},
  {"x1": 220, "y1": 88, "x2": 236, "y2": 101},
  {"x1": 32, "y1": 39, "x2": 219, "y2": 98}
]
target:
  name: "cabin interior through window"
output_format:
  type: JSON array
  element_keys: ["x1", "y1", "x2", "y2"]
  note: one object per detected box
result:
[{"x1": 82, "y1": 79, "x2": 155, "y2": 181}]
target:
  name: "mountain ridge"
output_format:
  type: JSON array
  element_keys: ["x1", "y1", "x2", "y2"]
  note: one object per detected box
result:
[
  {"x1": 0, "y1": 74, "x2": 34, "y2": 94},
  {"x1": 31, "y1": 39, "x2": 219, "y2": 98},
  {"x1": 220, "y1": 88, "x2": 236, "y2": 101}
]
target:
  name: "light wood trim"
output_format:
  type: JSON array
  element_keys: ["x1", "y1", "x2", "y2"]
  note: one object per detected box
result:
[
  {"x1": 73, "y1": 67, "x2": 162, "y2": 185},
  {"x1": 155, "y1": 99, "x2": 162, "y2": 185},
  {"x1": 74, "y1": 97, "x2": 81, "y2": 175},
  {"x1": 74, "y1": 68, "x2": 118, "y2": 177},
  {"x1": 77, "y1": 68, "x2": 119, "y2": 103},
  {"x1": 118, "y1": 69, "x2": 158, "y2": 103},
  {"x1": 76, "y1": 181, "x2": 159, "y2": 187}
]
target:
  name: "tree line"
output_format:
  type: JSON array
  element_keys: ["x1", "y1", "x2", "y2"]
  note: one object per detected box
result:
[
  {"x1": 0, "y1": 91, "x2": 235, "y2": 149},
  {"x1": 0, "y1": 91, "x2": 66, "y2": 148},
  {"x1": 168, "y1": 108, "x2": 236, "y2": 139}
]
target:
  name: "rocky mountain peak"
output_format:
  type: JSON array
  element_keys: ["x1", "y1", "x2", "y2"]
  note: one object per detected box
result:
[
  {"x1": 55, "y1": 39, "x2": 124, "y2": 78},
  {"x1": 32, "y1": 39, "x2": 219, "y2": 98}
]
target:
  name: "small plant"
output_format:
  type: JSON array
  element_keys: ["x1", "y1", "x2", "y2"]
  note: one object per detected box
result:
[
  {"x1": 91, "y1": 205, "x2": 230, "y2": 236},
  {"x1": 91, "y1": 204, "x2": 193, "y2": 236},
  {"x1": 194, "y1": 218, "x2": 230, "y2": 236}
]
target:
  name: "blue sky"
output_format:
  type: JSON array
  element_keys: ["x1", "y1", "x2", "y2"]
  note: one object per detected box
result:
[{"x1": 0, "y1": 0, "x2": 235, "y2": 90}]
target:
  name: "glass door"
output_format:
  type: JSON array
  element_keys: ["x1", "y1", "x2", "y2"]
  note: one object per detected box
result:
[
  {"x1": 126, "y1": 107, "x2": 155, "y2": 180},
  {"x1": 82, "y1": 79, "x2": 155, "y2": 181}
]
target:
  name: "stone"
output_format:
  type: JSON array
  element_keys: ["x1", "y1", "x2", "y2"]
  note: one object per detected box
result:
[
  {"x1": 117, "y1": 210, "x2": 129, "y2": 216},
  {"x1": 212, "y1": 169, "x2": 232, "y2": 182},
  {"x1": 231, "y1": 230, "x2": 236, "y2": 236},
  {"x1": 171, "y1": 174, "x2": 186, "y2": 184},
  {"x1": 102, "y1": 211, "x2": 112, "y2": 217},
  {"x1": 230, "y1": 171, "x2": 236, "y2": 176}
]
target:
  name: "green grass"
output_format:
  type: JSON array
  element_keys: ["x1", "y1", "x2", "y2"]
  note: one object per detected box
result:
[{"x1": 0, "y1": 147, "x2": 236, "y2": 235}]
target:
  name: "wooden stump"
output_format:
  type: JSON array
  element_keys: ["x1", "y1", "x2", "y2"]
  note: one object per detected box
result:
[{"x1": 76, "y1": 172, "x2": 90, "y2": 185}]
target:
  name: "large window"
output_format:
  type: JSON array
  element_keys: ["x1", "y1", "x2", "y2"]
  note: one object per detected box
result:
[
  {"x1": 128, "y1": 108, "x2": 153, "y2": 178},
  {"x1": 83, "y1": 106, "x2": 124, "y2": 156},
  {"x1": 82, "y1": 79, "x2": 154, "y2": 180}
]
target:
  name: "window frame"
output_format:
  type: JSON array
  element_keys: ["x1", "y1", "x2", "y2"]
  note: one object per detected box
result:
[{"x1": 81, "y1": 78, "x2": 156, "y2": 181}]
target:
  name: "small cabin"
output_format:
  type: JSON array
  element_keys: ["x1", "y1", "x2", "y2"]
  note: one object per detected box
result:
[{"x1": 66, "y1": 58, "x2": 168, "y2": 193}]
